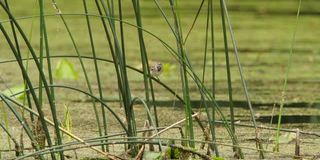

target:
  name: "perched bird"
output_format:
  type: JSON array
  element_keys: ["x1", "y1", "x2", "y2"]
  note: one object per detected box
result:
[
  {"x1": 149, "y1": 62, "x2": 163, "y2": 78},
  {"x1": 136, "y1": 61, "x2": 163, "y2": 78}
]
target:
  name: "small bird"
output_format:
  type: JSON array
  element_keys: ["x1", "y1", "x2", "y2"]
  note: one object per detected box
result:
[
  {"x1": 136, "y1": 61, "x2": 163, "y2": 78},
  {"x1": 149, "y1": 62, "x2": 163, "y2": 78}
]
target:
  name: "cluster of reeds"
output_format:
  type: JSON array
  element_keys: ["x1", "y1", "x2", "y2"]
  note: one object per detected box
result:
[{"x1": 0, "y1": 0, "x2": 305, "y2": 159}]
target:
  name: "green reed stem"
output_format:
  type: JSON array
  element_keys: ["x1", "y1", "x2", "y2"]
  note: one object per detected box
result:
[
  {"x1": 275, "y1": 0, "x2": 302, "y2": 152},
  {"x1": 82, "y1": 0, "x2": 108, "y2": 152},
  {"x1": 41, "y1": 1, "x2": 56, "y2": 117},
  {"x1": 208, "y1": 0, "x2": 219, "y2": 156},
  {"x1": 183, "y1": 0, "x2": 205, "y2": 44},
  {"x1": 94, "y1": 0, "x2": 125, "y2": 113},
  {"x1": 220, "y1": 0, "x2": 262, "y2": 158},
  {"x1": 117, "y1": 0, "x2": 125, "y2": 110},
  {"x1": 3, "y1": 0, "x2": 30, "y2": 154},
  {"x1": 39, "y1": 1, "x2": 63, "y2": 158},
  {"x1": 131, "y1": 0, "x2": 160, "y2": 128},
  {"x1": 51, "y1": 1, "x2": 104, "y2": 153},
  {"x1": 169, "y1": 0, "x2": 195, "y2": 148},
  {"x1": 97, "y1": 0, "x2": 136, "y2": 153},
  {"x1": 219, "y1": 0, "x2": 236, "y2": 154}
]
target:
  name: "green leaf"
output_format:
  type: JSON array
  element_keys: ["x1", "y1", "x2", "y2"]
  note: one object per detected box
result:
[
  {"x1": 2, "y1": 84, "x2": 26, "y2": 101},
  {"x1": 54, "y1": 59, "x2": 78, "y2": 80},
  {"x1": 162, "y1": 63, "x2": 176, "y2": 76},
  {"x1": 212, "y1": 157, "x2": 225, "y2": 160}
]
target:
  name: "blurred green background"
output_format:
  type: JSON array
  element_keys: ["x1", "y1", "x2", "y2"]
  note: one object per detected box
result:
[{"x1": 0, "y1": 0, "x2": 319, "y2": 103}]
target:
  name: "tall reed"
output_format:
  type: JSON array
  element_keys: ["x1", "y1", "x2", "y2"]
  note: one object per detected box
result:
[
  {"x1": 220, "y1": 0, "x2": 267, "y2": 157},
  {"x1": 131, "y1": 0, "x2": 160, "y2": 129},
  {"x1": 275, "y1": 0, "x2": 302, "y2": 152},
  {"x1": 169, "y1": 0, "x2": 195, "y2": 148},
  {"x1": 82, "y1": 0, "x2": 108, "y2": 152}
]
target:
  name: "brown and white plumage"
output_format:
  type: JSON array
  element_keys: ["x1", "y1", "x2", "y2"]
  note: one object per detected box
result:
[
  {"x1": 137, "y1": 61, "x2": 163, "y2": 78},
  {"x1": 149, "y1": 62, "x2": 163, "y2": 77}
]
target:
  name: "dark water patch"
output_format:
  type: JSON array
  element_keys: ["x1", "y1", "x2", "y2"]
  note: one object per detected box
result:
[
  {"x1": 256, "y1": 115, "x2": 320, "y2": 124},
  {"x1": 149, "y1": 100, "x2": 320, "y2": 109},
  {"x1": 227, "y1": 6, "x2": 320, "y2": 16},
  {"x1": 99, "y1": 99, "x2": 320, "y2": 109},
  {"x1": 190, "y1": 48, "x2": 313, "y2": 54}
]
